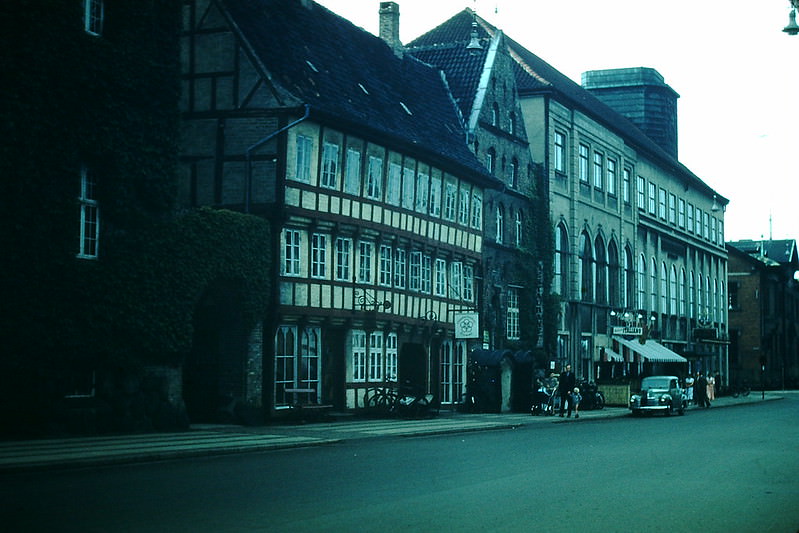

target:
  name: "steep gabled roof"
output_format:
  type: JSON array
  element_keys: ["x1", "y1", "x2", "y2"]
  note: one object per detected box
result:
[
  {"x1": 218, "y1": 0, "x2": 493, "y2": 182},
  {"x1": 409, "y1": 9, "x2": 726, "y2": 202}
]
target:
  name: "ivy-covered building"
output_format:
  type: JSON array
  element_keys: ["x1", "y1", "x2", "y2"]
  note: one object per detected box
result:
[{"x1": 1, "y1": 1, "x2": 271, "y2": 435}]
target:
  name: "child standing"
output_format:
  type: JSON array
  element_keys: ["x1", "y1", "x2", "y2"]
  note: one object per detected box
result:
[{"x1": 571, "y1": 387, "x2": 582, "y2": 419}]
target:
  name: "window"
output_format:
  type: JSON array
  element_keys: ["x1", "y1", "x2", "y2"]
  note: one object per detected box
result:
[
  {"x1": 358, "y1": 241, "x2": 372, "y2": 283},
  {"x1": 335, "y1": 237, "x2": 351, "y2": 281},
  {"x1": 421, "y1": 255, "x2": 432, "y2": 294},
  {"x1": 689, "y1": 272, "x2": 695, "y2": 318},
  {"x1": 379, "y1": 244, "x2": 392, "y2": 286},
  {"x1": 515, "y1": 211, "x2": 523, "y2": 247},
  {"x1": 648, "y1": 183, "x2": 656, "y2": 214},
  {"x1": 458, "y1": 188, "x2": 470, "y2": 225},
  {"x1": 703, "y1": 212, "x2": 710, "y2": 239},
  {"x1": 711, "y1": 217, "x2": 717, "y2": 244},
  {"x1": 366, "y1": 156, "x2": 383, "y2": 199},
  {"x1": 608, "y1": 241, "x2": 619, "y2": 307},
  {"x1": 386, "y1": 163, "x2": 401, "y2": 205},
  {"x1": 368, "y1": 332, "x2": 383, "y2": 381},
  {"x1": 718, "y1": 221, "x2": 724, "y2": 244},
  {"x1": 495, "y1": 205, "x2": 504, "y2": 244},
  {"x1": 84, "y1": 0, "x2": 104, "y2": 36},
  {"x1": 402, "y1": 167, "x2": 415, "y2": 210},
  {"x1": 311, "y1": 233, "x2": 327, "y2": 278},
  {"x1": 554, "y1": 225, "x2": 568, "y2": 296},
  {"x1": 394, "y1": 248, "x2": 406, "y2": 288},
  {"x1": 434, "y1": 258, "x2": 447, "y2": 297},
  {"x1": 658, "y1": 188, "x2": 667, "y2": 219},
  {"x1": 295, "y1": 135, "x2": 313, "y2": 183},
  {"x1": 444, "y1": 179, "x2": 457, "y2": 221},
  {"x1": 463, "y1": 264, "x2": 474, "y2": 302},
  {"x1": 579, "y1": 233, "x2": 593, "y2": 302},
  {"x1": 486, "y1": 148, "x2": 496, "y2": 174},
  {"x1": 728, "y1": 281, "x2": 740, "y2": 311},
  {"x1": 321, "y1": 142, "x2": 339, "y2": 189},
  {"x1": 471, "y1": 192, "x2": 482, "y2": 229},
  {"x1": 449, "y1": 261, "x2": 463, "y2": 300},
  {"x1": 554, "y1": 132, "x2": 566, "y2": 173},
  {"x1": 78, "y1": 165, "x2": 99, "y2": 259},
  {"x1": 429, "y1": 175, "x2": 441, "y2": 217},
  {"x1": 507, "y1": 288, "x2": 520, "y2": 340},
  {"x1": 622, "y1": 168, "x2": 631, "y2": 204},
  {"x1": 491, "y1": 103, "x2": 499, "y2": 126},
  {"x1": 579, "y1": 144, "x2": 589, "y2": 183},
  {"x1": 637, "y1": 176, "x2": 646, "y2": 210},
  {"x1": 687, "y1": 203, "x2": 694, "y2": 233},
  {"x1": 650, "y1": 258, "x2": 657, "y2": 311},
  {"x1": 440, "y1": 340, "x2": 466, "y2": 405},
  {"x1": 695, "y1": 207, "x2": 702, "y2": 235},
  {"x1": 593, "y1": 153, "x2": 603, "y2": 189},
  {"x1": 509, "y1": 112, "x2": 517, "y2": 136},
  {"x1": 637, "y1": 255, "x2": 646, "y2": 309},
  {"x1": 606, "y1": 159, "x2": 616, "y2": 195},
  {"x1": 351, "y1": 330, "x2": 367, "y2": 382},
  {"x1": 415, "y1": 172, "x2": 429, "y2": 213},
  {"x1": 283, "y1": 229, "x2": 301, "y2": 276},
  {"x1": 661, "y1": 262, "x2": 668, "y2": 313},
  {"x1": 679, "y1": 269, "x2": 687, "y2": 316},
  {"x1": 274, "y1": 326, "x2": 321, "y2": 407},
  {"x1": 344, "y1": 148, "x2": 361, "y2": 195},
  {"x1": 624, "y1": 247, "x2": 634, "y2": 308},
  {"x1": 595, "y1": 237, "x2": 606, "y2": 305},
  {"x1": 668, "y1": 193, "x2": 676, "y2": 224},
  {"x1": 509, "y1": 159, "x2": 518, "y2": 188},
  {"x1": 409, "y1": 251, "x2": 421, "y2": 292},
  {"x1": 678, "y1": 198, "x2": 686, "y2": 228},
  {"x1": 385, "y1": 333, "x2": 398, "y2": 382}
]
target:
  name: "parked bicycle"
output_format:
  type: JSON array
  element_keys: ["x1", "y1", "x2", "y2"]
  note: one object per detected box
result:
[
  {"x1": 363, "y1": 382, "x2": 437, "y2": 419},
  {"x1": 730, "y1": 381, "x2": 751, "y2": 398}
]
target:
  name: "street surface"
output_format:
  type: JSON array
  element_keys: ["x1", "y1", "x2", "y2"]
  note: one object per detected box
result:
[{"x1": 2, "y1": 397, "x2": 798, "y2": 532}]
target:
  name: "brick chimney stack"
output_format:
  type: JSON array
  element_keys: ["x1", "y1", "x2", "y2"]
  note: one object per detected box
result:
[{"x1": 379, "y1": 2, "x2": 403, "y2": 57}]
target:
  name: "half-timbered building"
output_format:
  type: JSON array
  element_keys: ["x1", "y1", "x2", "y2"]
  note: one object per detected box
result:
[{"x1": 179, "y1": 0, "x2": 498, "y2": 417}]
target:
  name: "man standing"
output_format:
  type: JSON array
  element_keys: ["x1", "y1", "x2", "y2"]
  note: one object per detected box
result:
[
  {"x1": 558, "y1": 364, "x2": 576, "y2": 417},
  {"x1": 695, "y1": 371, "x2": 710, "y2": 408}
]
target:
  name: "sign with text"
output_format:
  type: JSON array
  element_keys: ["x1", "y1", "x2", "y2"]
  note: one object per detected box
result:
[
  {"x1": 613, "y1": 326, "x2": 643, "y2": 336},
  {"x1": 454, "y1": 312, "x2": 480, "y2": 339}
]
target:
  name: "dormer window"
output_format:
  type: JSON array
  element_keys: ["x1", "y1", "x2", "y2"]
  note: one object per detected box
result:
[{"x1": 84, "y1": 0, "x2": 104, "y2": 36}]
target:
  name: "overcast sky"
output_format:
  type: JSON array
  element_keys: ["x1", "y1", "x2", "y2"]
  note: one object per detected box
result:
[{"x1": 315, "y1": 0, "x2": 799, "y2": 243}]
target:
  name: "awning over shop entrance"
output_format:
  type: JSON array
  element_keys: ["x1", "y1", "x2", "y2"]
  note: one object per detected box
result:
[
  {"x1": 601, "y1": 347, "x2": 624, "y2": 362},
  {"x1": 613, "y1": 337, "x2": 687, "y2": 363}
]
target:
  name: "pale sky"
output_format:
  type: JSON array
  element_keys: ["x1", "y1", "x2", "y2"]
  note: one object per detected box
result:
[{"x1": 315, "y1": 0, "x2": 799, "y2": 242}]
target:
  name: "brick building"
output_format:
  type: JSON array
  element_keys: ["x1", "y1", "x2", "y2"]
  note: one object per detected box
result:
[{"x1": 727, "y1": 239, "x2": 799, "y2": 389}]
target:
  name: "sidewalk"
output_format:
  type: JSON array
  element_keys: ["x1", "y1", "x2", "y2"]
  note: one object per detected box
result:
[{"x1": 0, "y1": 391, "x2": 784, "y2": 473}]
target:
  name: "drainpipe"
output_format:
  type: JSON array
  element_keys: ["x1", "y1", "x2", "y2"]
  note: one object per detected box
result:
[{"x1": 245, "y1": 104, "x2": 311, "y2": 213}]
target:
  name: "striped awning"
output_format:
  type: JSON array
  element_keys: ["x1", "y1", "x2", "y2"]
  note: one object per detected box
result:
[
  {"x1": 602, "y1": 347, "x2": 624, "y2": 362},
  {"x1": 614, "y1": 337, "x2": 688, "y2": 363}
]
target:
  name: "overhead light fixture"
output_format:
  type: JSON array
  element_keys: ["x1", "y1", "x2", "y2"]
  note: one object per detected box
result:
[
  {"x1": 466, "y1": 21, "x2": 482, "y2": 52},
  {"x1": 784, "y1": 2, "x2": 799, "y2": 35}
]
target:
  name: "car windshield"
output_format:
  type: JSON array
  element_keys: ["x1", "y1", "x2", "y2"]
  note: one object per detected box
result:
[{"x1": 642, "y1": 378, "x2": 672, "y2": 390}]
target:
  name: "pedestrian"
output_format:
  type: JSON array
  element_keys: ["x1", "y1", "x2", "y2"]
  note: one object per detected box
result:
[
  {"x1": 684, "y1": 374, "x2": 695, "y2": 404},
  {"x1": 695, "y1": 372, "x2": 710, "y2": 408},
  {"x1": 558, "y1": 364, "x2": 576, "y2": 417},
  {"x1": 707, "y1": 373, "x2": 716, "y2": 401},
  {"x1": 571, "y1": 387, "x2": 582, "y2": 419}
]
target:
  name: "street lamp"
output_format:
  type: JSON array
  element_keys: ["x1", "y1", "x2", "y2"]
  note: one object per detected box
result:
[{"x1": 783, "y1": 1, "x2": 799, "y2": 35}]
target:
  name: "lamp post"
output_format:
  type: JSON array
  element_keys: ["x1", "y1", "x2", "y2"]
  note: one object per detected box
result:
[{"x1": 783, "y1": 0, "x2": 799, "y2": 35}]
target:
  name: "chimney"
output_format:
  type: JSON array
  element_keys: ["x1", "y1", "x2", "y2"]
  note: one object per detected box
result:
[{"x1": 379, "y1": 2, "x2": 403, "y2": 57}]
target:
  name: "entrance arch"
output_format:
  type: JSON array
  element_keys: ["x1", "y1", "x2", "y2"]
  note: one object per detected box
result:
[{"x1": 183, "y1": 280, "x2": 248, "y2": 423}]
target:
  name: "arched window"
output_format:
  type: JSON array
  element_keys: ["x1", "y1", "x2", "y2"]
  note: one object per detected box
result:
[
  {"x1": 595, "y1": 236, "x2": 607, "y2": 305},
  {"x1": 670, "y1": 265, "x2": 677, "y2": 315},
  {"x1": 554, "y1": 224, "x2": 569, "y2": 296},
  {"x1": 486, "y1": 147, "x2": 496, "y2": 174},
  {"x1": 679, "y1": 268, "x2": 686, "y2": 316},
  {"x1": 608, "y1": 240, "x2": 619, "y2": 307},
  {"x1": 689, "y1": 272, "x2": 695, "y2": 319},
  {"x1": 510, "y1": 158, "x2": 519, "y2": 188},
  {"x1": 624, "y1": 247, "x2": 634, "y2": 308},
  {"x1": 637, "y1": 254, "x2": 646, "y2": 309},
  {"x1": 509, "y1": 111, "x2": 517, "y2": 136},
  {"x1": 491, "y1": 103, "x2": 499, "y2": 127},
  {"x1": 650, "y1": 257, "x2": 657, "y2": 312},
  {"x1": 697, "y1": 273, "x2": 703, "y2": 317},
  {"x1": 579, "y1": 232, "x2": 594, "y2": 302},
  {"x1": 660, "y1": 262, "x2": 668, "y2": 314},
  {"x1": 495, "y1": 204, "x2": 504, "y2": 244}
]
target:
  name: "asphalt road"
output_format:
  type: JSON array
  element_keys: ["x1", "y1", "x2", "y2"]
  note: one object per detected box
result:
[{"x1": 2, "y1": 398, "x2": 798, "y2": 533}]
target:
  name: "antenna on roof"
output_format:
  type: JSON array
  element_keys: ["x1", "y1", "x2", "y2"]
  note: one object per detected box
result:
[{"x1": 466, "y1": 1, "x2": 482, "y2": 52}]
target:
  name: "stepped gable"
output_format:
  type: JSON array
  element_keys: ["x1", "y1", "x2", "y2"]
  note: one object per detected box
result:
[{"x1": 218, "y1": 0, "x2": 493, "y2": 182}]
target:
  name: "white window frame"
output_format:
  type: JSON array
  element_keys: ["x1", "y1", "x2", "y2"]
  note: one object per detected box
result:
[
  {"x1": 444, "y1": 179, "x2": 457, "y2": 221},
  {"x1": 429, "y1": 175, "x2": 441, "y2": 217},
  {"x1": 434, "y1": 258, "x2": 447, "y2": 297},
  {"x1": 379, "y1": 244, "x2": 392, "y2": 286},
  {"x1": 579, "y1": 144, "x2": 589, "y2": 183},
  {"x1": 311, "y1": 233, "x2": 327, "y2": 279},
  {"x1": 385, "y1": 333, "x2": 398, "y2": 382},
  {"x1": 84, "y1": 0, "x2": 104, "y2": 36},
  {"x1": 386, "y1": 162, "x2": 401, "y2": 205},
  {"x1": 351, "y1": 330, "x2": 367, "y2": 382},
  {"x1": 606, "y1": 159, "x2": 616, "y2": 195},
  {"x1": 415, "y1": 172, "x2": 429, "y2": 213},
  {"x1": 321, "y1": 142, "x2": 339, "y2": 189},
  {"x1": 470, "y1": 192, "x2": 482, "y2": 229},
  {"x1": 554, "y1": 131, "x2": 566, "y2": 173},
  {"x1": 409, "y1": 251, "x2": 421, "y2": 292},
  {"x1": 593, "y1": 152, "x2": 603, "y2": 189},
  {"x1": 344, "y1": 148, "x2": 361, "y2": 195},
  {"x1": 78, "y1": 165, "x2": 99, "y2": 259},
  {"x1": 368, "y1": 332, "x2": 383, "y2": 381},
  {"x1": 335, "y1": 237, "x2": 351, "y2": 281},
  {"x1": 449, "y1": 261, "x2": 463, "y2": 300},
  {"x1": 421, "y1": 255, "x2": 432, "y2": 294},
  {"x1": 402, "y1": 167, "x2": 415, "y2": 210},
  {"x1": 295, "y1": 135, "x2": 313, "y2": 183},
  {"x1": 458, "y1": 188, "x2": 470, "y2": 225},
  {"x1": 357, "y1": 241, "x2": 373, "y2": 283},
  {"x1": 394, "y1": 248, "x2": 406, "y2": 289},
  {"x1": 283, "y1": 229, "x2": 301, "y2": 276},
  {"x1": 463, "y1": 264, "x2": 474, "y2": 302},
  {"x1": 507, "y1": 288, "x2": 520, "y2": 340},
  {"x1": 366, "y1": 156, "x2": 383, "y2": 200}
]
